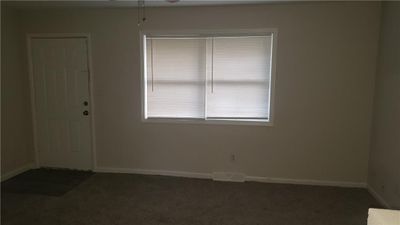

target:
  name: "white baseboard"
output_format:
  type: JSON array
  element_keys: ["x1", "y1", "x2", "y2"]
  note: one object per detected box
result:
[
  {"x1": 94, "y1": 167, "x2": 212, "y2": 180},
  {"x1": 247, "y1": 175, "x2": 367, "y2": 188},
  {"x1": 367, "y1": 185, "x2": 391, "y2": 209},
  {"x1": 212, "y1": 172, "x2": 246, "y2": 182},
  {"x1": 94, "y1": 167, "x2": 366, "y2": 188},
  {"x1": 1, "y1": 163, "x2": 36, "y2": 182}
]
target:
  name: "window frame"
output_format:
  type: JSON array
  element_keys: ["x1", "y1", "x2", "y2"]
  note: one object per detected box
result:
[{"x1": 140, "y1": 29, "x2": 278, "y2": 126}]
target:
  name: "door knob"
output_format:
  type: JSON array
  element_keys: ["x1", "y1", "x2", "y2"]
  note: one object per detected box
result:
[
  {"x1": 83, "y1": 110, "x2": 89, "y2": 116},
  {"x1": 83, "y1": 101, "x2": 88, "y2": 106}
]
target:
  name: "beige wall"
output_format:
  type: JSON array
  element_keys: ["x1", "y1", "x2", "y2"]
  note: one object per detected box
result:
[
  {"x1": 1, "y1": 7, "x2": 35, "y2": 176},
  {"x1": 368, "y1": 2, "x2": 400, "y2": 209},
  {"x1": 10, "y1": 2, "x2": 381, "y2": 183}
]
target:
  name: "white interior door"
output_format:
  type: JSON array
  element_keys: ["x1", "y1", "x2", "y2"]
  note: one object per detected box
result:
[{"x1": 30, "y1": 37, "x2": 92, "y2": 170}]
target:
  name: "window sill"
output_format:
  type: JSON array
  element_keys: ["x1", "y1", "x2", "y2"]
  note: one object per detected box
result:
[{"x1": 142, "y1": 118, "x2": 273, "y2": 126}]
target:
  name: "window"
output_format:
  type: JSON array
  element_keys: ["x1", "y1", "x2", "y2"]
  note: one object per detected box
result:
[{"x1": 142, "y1": 30, "x2": 276, "y2": 125}]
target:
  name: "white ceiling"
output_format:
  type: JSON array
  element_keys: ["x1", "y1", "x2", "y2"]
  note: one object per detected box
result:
[{"x1": 3, "y1": 0, "x2": 289, "y2": 8}]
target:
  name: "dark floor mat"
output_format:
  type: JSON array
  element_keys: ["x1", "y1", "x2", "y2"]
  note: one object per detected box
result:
[{"x1": 1, "y1": 168, "x2": 93, "y2": 196}]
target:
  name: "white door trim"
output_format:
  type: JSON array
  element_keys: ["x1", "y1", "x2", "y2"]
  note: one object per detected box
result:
[{"x1": 27, "y1": 33, "x2": 97, "y2": 170}]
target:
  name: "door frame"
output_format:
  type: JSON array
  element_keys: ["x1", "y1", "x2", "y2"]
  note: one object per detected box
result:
[{"x1": 27, "y1": 33, "x2": 97, "y2": 170}]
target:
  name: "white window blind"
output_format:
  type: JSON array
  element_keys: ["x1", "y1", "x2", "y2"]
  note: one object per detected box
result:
[
  {"x1": 206, "y1": 36, "x2": 271, "y2": 119},
  {"x1": 144, "y1": 34, "x2": 274, "y2": 123},
  {"x1": 146, "y1": 38, "x2": 206, "y2": 118}
]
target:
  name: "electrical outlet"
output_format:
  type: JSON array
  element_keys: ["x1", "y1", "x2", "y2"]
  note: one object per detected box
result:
[{"x1": 230, "y1": 154, "x2": 236, "y2": 162}]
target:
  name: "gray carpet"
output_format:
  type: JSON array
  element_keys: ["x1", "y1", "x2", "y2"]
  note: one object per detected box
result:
[{"x1": 1, "y1": 172, "x2": 381, "y2": 225}]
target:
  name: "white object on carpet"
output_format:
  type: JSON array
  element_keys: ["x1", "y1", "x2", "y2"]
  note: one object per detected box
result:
[{"x1": 368, "y1": 208, "x2": 400, "y2": 225}]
